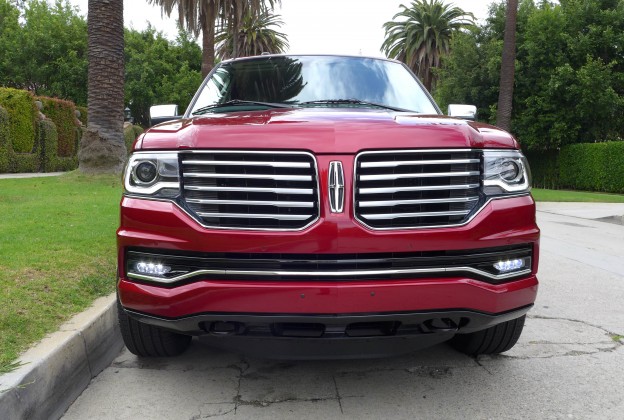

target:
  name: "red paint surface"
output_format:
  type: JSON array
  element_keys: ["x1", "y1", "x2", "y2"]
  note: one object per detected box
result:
[
  {"x1": 118, "y1": 276, "x2": 538, "y2": 318},
  {"x1": 136, "y1": 109, "x2": 520, "y2": 153}
]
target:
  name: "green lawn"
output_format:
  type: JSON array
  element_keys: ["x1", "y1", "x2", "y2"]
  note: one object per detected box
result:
[
  {"x1": 532, "y1": 188, "x2": 624, "y2": 203},
  {"x1": 0, "y1": 173, "x2": 120, "y2": 373}
]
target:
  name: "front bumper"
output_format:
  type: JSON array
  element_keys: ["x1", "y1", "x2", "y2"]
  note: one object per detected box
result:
[{"x1": 118, "y1": 194, "x2": 539, "y2": 328}]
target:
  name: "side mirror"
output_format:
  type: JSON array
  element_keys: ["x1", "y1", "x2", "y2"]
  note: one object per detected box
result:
[
  {"x1": 447, "y1": 104, "x2": 477, "y2": 121},
  {"x1": 149, "y1": 104, "x2": 180, "y2": 127}
]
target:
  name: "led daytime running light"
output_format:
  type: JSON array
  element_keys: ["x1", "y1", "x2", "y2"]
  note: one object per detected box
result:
[
  {"x1": 135, "y1": 262, "x2": 171, "y2": 277},
  {"x1": 494, "y1": 258, "x2": 525, "y2": 273}
]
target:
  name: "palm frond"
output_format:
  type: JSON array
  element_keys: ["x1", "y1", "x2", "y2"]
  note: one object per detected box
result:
[{"x1": 381, "y1": 0, "x2": 475, "y2": 90}]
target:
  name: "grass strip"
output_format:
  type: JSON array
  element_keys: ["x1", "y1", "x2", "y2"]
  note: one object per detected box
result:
[
  {"x1": 532, "y1": 188, "x2": 624, "y2": 203},
  {"x1": 0, "y1": 172, "x2": 120, "y2": 372}
]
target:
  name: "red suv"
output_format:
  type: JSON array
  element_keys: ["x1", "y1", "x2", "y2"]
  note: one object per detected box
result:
[{"x1": 117, "y1": 55, "x2": 539, "y2": 359}]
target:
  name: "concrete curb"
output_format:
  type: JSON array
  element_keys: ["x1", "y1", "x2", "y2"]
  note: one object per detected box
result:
[{"x1": 0, "y1": 293, "x2": 122, "y2": 420}]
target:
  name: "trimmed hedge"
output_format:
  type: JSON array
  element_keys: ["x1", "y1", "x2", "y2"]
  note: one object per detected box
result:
[
  {"x1": 0, "y1": 104, "x2": 40, "y2": 173},
  {"x1": 0, "y1": 106, "x2": 10, "y2": 172},
  {"x1": 39, "y1": 119, "x2": 78, "y2": 172},
  {"x1": 559, "y1": 142, "x2": 624, "y2": 193},
  {"x1": 0, "y1": 89, "x2": 80, "y2": 173},
  {"x1": 525, "y1": 150, "x2": 559, "y2": 189},
  {"x1": 526, "y1": 142, "x2": 624, "y2": 194},
  {"x1": 38, "y1": 96, "x2": 80, "y2": 157},
  {"x1": 0, "y1": 88, "x2": 38, "y2": 153}
]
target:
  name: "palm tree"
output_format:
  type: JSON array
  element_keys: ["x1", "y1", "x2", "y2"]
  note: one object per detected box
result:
[
  {"x1": 148, "y1": 0, "x2": 280, "y2": 77},
  {"x1": 496, "y1": 0, "x2": 518, "y2": 131},
  {"x1": 381, "y1": 0, "x2": 474, "y2": 91},
  {"x1": 215, "y1": 9, "x2": 288, "y2": 59},
  {"x1": 78, "y1": 0, "x2": 127, "y2": 174}
]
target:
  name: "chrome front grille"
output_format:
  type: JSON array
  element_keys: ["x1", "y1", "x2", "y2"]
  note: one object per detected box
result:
[
  {"x1": 180, "y1": 151, "x2": 319, "y2": 230},
  {"x1": 354, "y1": 150, "x2": 482, "y2": 229}
]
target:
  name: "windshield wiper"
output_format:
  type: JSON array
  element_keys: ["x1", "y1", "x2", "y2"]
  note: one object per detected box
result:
[
  {"x1": 298, "y1": 99, "x2": 411, "y2": 112},
  {"x1": 192, "y1": 99, "x2": 293, "y2": 115}
]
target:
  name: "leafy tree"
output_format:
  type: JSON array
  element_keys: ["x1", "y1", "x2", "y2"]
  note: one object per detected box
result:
[
  {"x1": 436, "y1": 0, "x2": 624, "y2": 150},
  {"x1": 215, "y1": 9, "x2": 288, "y2": 59},
  {"x1": 0, "y1": 1, "x2": 21, "y2": 88},
  {"x1": 0, "y1": 0, "x2": 202, "y2": 128},
  {"x1": 381, "y1": 0, "x2": 475, "y2": 91},
  {"x1": 125, "y1": 26, "x2": 202, "y2": 126},
  {"x1": 0, "y1": 0, "x2": 88, "y2": 105},
  {"x1": 434, "y1": 30, "x2": 501, "y2": 123}
]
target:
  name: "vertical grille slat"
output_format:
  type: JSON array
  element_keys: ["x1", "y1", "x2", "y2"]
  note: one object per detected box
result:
[
  {"x1": 181, "y1": 151, "x2": 319, "y2": 230},
  {"x1": 355, "y1": 150, "x2": 482, "y2": 229}
]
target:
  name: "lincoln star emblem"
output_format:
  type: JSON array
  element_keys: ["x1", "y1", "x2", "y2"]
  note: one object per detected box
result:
[{"x1": 328, "y1": 161, "x2": 345, "y2": 213}]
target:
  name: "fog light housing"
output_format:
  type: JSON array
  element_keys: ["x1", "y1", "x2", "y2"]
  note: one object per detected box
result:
[{"x1": 494, "y1": 258, "x2": 525, "y2": 273}]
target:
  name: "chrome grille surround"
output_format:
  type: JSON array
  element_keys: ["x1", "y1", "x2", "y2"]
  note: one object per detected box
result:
[
  {"x1": 180, "y1": 151, "x2": 320, "y2": 231},
  {"x1": 354, "y1": 149, "x2": 483, "y2": 230}
]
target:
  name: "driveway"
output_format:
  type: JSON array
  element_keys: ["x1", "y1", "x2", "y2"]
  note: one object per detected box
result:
[{"x1": 63, "y1": 203, "x2": 624, "y2": 419}]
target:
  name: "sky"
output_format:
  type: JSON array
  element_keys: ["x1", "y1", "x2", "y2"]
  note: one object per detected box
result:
[{"x1": 69, "y1": 0, "x2": 493, "y2": 57}]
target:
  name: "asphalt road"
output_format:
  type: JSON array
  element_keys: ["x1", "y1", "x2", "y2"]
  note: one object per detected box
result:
[{"x1": 63, "y1": 203, "x2": 624, "y2": 420}]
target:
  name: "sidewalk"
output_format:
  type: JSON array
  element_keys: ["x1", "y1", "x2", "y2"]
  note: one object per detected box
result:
[
  {"x1": 0, "y1": 172, "x2": 65, "y2": 179},
  {"x1": 537, "y1": 202, "x2": 624, "y2": 224}
]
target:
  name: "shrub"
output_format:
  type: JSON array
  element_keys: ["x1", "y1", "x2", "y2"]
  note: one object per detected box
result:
[
  {"x1": 38, "y1": 96, "x2": 79, "y2": 157},
  {"x1": 559, "y1": 142, "x2": 624, "y2": 193},
  {"x1": 0, "y1": 106, "x2": 10, "y2": 172},
  {"x1": 525, "y1": 150, "x2": 559, "y2": 189},
  {"x1": 0, "y1": 104, "x2": 78, "y2": 174},
  {"x1": 124, "y1": 124, "x2": 143, "y2": 152},
  {"x1": 39, "y1": 118, "x2": 78, "y2": 172},
  {"x1": 0, "y1": 88, "x2": 38, "y2": 153},
  {"x1": 602, "y1": 142, "x2": 624, "y2": 193}
]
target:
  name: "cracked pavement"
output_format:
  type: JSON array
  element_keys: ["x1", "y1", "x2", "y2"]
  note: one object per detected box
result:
[{"x1": 62, "y1": 203, "x2": 624, "y2": 419}]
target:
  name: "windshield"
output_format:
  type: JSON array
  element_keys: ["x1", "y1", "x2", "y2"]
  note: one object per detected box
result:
[{"x1": 187, "y1": 55, "x2": 439, "y2": 115}]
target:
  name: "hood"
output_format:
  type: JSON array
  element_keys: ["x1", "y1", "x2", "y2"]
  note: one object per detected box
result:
[{"x1": 136, "y1": 108, "x2": 519, "y2": 153}]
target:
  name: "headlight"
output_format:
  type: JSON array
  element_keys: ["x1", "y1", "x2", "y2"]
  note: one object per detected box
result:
[
  {"x1": 483, "y1": 150, "x2": 531, "y2": 195},
  {"x1": 124, "y1": 152, "x2": 180, "y2": 198}
]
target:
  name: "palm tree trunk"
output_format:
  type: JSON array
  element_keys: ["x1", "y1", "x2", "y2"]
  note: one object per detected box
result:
[
  {"x1": 496, "y1": 0, "x2": 518, "y2": 131},
  {"x1": 79, "y1": 0, "x2": 127, "y2": 174},
  {"x1": 201, "y1": 6, "x2": 217, "y2": 78},
  {"x1": 232, "y1": 19, "x2": 239, "y2": 58}
]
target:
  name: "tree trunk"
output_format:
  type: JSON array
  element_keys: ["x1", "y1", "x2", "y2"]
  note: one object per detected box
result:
[
  {"x1": 232, "y1": 15, "x2": 239, "y2": 58},
  {"x1": 201, "y1": 6, "x2": 217, "y2": 78},
  {"x1": 496, "y1": 0, "x2": 518, "y2": 131},
  {"x1": 79, "y1": 0, "x2": 127, "y2": 174}
]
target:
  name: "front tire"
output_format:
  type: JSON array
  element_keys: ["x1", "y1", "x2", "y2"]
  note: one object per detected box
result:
[
  {"x1": 117, "y1": 300, "x2": 191, "y2": 357},
  {"x1": 450, "y1": 315, "x2": 526, "y2": 355}
]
